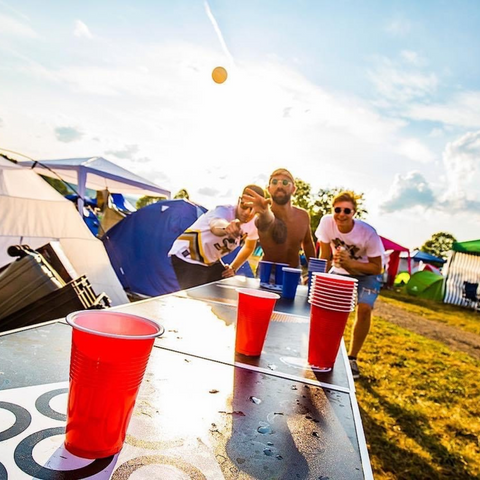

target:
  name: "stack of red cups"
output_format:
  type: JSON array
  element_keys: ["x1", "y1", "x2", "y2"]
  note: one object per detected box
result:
[{"x1": 307, "y1": 272, "x2": 358, "y2": 372}]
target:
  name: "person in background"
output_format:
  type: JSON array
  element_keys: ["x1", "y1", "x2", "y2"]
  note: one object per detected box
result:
[
  {"x1": 316, "y1": 191, "x2": 384, "y2": 379},
  {"x1": 168, "y1": 185, "x2": 265, "y2": 290},
  {"x1": 242, "y1": 168, "x2": 316, "y2": 268}
]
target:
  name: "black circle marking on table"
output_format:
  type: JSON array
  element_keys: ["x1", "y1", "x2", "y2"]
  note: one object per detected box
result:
[
  {"x1": 35, "y1": 388, "x2": 68, "y2": 421},
  {"x1": 14, "y1": 427, "x2": 113, "y2": 479},
  {"x1": 0, "y1": 401, "x2": 31, "y2": 442},
  {"x1": 0, "y1": 462, "x2": 7, "y2": 480}
]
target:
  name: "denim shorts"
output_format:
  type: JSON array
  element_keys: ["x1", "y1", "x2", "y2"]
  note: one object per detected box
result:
[{"x1": 352, "y1": 274, "x2": 382, "y2": 308}]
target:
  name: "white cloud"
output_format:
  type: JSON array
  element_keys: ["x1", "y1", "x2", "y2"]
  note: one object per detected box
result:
[
  {"x1": 105, "y1": 144, "x2": 139, "y2": 160},
  {"x1": 368, "y1": 56, "x2": 438, "y2": 103},
  {"x1": 395, "y1": 138, "x2": 436, "y2": 164},
  {"x1": 400, "y1": 50, "x2": 423, "y2": 66},
  {"x1": 429, "y1": 127, "x2": 444, "y2": 138},
  {"x1": 381, "y1": 131, "x2": 480, "y2": 216},
  {"x1": 197, "y1": 186, "x2": 220, "y2": 197},
  {"x1": 407, "y1": 91, "x2": 480, "y2": 128},
  {"x1": 0, "y1": 13, "x2": 36, "y2": 37},
  {"x1": 385, "y1": 17, "x2": 412, "y2": 36},
  {"x1": 380, "y1": 171, "x2": 435, "y2": 213},
  {"x1": 73, "y1": 20, "x2": 93, "y2": 39},
  {"x1": 441, "y1": 130, "x2": 480, "y2": 211},
  {"x1": 55, "y1": 126, "x2": 84, "y2": 143}
]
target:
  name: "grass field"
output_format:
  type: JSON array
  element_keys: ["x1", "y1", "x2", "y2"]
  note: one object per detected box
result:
[{"x1": 352, "y1": 291, "x2": 480, "y2": 479}]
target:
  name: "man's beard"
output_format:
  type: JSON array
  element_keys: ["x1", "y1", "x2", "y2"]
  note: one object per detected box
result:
[{"x1": 272, "y1": 192, "x2": 291, "y2": 206}]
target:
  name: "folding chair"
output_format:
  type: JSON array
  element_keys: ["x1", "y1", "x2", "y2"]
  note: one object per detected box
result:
[{"x1": 463, "y1": 281, "x2": 480, "y2": 311}]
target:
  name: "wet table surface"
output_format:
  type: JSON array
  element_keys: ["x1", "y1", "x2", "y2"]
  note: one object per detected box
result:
[{"x1": 0, "y1": 278, "x2": 372, "y2": 479}]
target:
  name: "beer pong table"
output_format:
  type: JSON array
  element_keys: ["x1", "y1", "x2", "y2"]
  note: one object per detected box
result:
[{"x1": 0, "y1": 276, "x2": 373, "y2": 479}]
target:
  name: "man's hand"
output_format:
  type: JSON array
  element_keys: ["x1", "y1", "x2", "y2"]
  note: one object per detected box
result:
[
  {"x1": 242, "y1": 188, "x2": 271, "y2": 215},
  {"x1": 221, "y1": 264, "x2": 235, "y2": 278},
  {"x1": 333, "y1": 248, "x2": 350, "y2": 268},
  {"x1": 224, "y1": 219, "x2": 243, "y2": 238}
]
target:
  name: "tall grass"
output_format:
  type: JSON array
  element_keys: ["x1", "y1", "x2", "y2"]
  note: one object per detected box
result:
[{"x1": 352, "y1": 294, "x2": 480, "y2": 479}]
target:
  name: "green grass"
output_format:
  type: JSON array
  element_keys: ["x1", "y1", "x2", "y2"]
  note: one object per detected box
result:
[
  {"x1": 380, "y1": 288, "x2": 480, "y2": 336},
  {"x1": 348, "y1": 297, "x2": 480, "y2": 479}
]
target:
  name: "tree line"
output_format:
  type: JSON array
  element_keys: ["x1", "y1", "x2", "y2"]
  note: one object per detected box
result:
[{"x1": 43, "y1": 173, "x2": 457, "y2": 260}]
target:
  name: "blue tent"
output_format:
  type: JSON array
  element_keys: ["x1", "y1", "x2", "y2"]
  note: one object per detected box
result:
[
  {"x1": 103, "y1": 199, "x2": 254, "y2": 297},
  {"x1": 412, "y1": 250, "x2": 446, "y2": 264}
]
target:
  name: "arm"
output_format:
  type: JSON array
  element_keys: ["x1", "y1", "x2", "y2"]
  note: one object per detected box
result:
[
  {"x1": 301, "y1": 211, "x2": 316, "y2": 261},
  {"x1": 319, "y1": 241, "x2": 333, "y2": 271},
  {"x1": 222, "y1": 238, "x2": 257, "y2": 278},
  {"x1": 334, "y1": 251, "x2": 382, "y2": 275},
  {"x1": 210, "y1": 218, "x2": 242, "y2": 238},
  {"x1": 242, "y1": 188, "x2": 275, "y2": 231},
  {"x1": 302, "y1": 226, "x2": 316, "y2": 262}
]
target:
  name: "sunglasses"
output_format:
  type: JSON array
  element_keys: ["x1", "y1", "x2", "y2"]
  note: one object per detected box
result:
[
  {"x1": 334, "y1": 207, "x2": 353, "y2": 215},
  {"x1": 270, "y1": 178, "x2": 291, "y2": 186}
]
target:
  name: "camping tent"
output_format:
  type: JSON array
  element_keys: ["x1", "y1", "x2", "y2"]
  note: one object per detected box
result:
[
  {"x1": 19, "y1": 157, "x2": 170, "y2": 214},
  {"x1": 0, "y1": 157, "x2": 128, "y2": 306},
  {"x1": 399, "y1": 250, "x2": 446, "y2": 274},
  {"x1": 443, "y1": 239, "x2": 480, "y2": 309},
  {"x1": 103, "y1": 199, "x2": 255, "y2": 297},
  {"x1": 380, "y1": 236, "x2": 410, "y2": 287},
  {"x1": 406, "y1": 270, "x2": 444, "y2": 301}
]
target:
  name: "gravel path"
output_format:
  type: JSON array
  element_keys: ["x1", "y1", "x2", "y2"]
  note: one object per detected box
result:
[{"x1": 374, "y1": 298, "x2": 480, "y2": 360}]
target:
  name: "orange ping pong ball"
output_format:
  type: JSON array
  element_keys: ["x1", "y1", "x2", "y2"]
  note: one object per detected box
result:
[{"x1": 212, "y1": 66, "x2": 228, "y2": 84}]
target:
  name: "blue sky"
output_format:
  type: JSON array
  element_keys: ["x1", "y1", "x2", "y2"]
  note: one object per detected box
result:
[{"x1": 1, "y1": 0, "x2": 480, "y2": 248}]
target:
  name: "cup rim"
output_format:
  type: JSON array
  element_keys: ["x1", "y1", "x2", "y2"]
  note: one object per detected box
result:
[
  {"x1": 312, "y1": 282, "x2": 357, "y2": 291},
  {"x1": 309, "y1": 290, "x2": 355, "y2": 299},
  {"x1": 66, "y1": 310, "x2": 165, "y2": 340},
  {"x1": 312, "y1": 280, "x2": 357, "y2": 289},
  {"x1": 309, "y1": 296, "x2": 356, "y2": 307},
  {"x1": 313, "y1": 282, "x2": 358, "y2": 293},
  {"x1": 312, "y1": 272, "x2": 358, "y2": 283},
  {"x1": 310, "y1": 292, "x2": 356, "y2": 301},
  {"x1": 236, "y1": 288, "x2": 280, "y2": 300},
  {"x1": 282, "y1": 267, "x2": 302, "y2": 273},
  {"x1": 311, "y1": 286, "x2": 357, "y2": 295},
  {"x1": 309, "y1": 302, "x2": 354, "y2": 312}
]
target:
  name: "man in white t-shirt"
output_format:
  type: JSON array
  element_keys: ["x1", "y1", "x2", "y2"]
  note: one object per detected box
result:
[
  {"x1": 316, "y1": 191, "x2": 385, "y2": 379},
  {"x1": 168, "y1": 185, "x2": 265, "y2": 290}
]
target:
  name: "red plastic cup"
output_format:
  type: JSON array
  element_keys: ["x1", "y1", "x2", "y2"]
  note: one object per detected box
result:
[
  {"x1": 308, "y1": 304, "x2": 350, "y2": 371},
  {"x1": 313, "y1": 279, "x2": 357, "y2": 290},
  {"x1": 235, "y1": 288, "x2": 279, "y2": 356},
  {"x1": 310, "y1": 287, "x2": 357, "y2": 299},
  {"x1": 312, "y1": 272, "x2": 358, "y2": 287},
  {"x1": 64, "y1": 310, "x2": 164, "y2": 459}
]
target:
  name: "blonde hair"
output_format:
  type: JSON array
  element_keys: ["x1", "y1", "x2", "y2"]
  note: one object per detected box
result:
[{"x1": 332, "y1": 191, "x2": 358, "y2": 211}]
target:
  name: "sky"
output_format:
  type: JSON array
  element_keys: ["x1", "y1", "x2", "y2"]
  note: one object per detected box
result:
[{"x1": 1, "y1": 0, "x2": 480, "y2": 249}]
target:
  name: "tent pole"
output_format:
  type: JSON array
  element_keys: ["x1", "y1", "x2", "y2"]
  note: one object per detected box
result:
[{"x1": 77, "y1": 169, "x2": 87, "y2": 216}]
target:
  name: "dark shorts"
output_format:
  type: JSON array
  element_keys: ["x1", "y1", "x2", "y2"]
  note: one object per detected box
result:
[{"x1": 171, "y1": 255, "x2": 224, "y2": 290}]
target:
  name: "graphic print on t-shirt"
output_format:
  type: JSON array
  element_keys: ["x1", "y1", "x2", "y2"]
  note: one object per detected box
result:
[{"x1": 332, "y1": 238, "x2": 362, "y2": 260}]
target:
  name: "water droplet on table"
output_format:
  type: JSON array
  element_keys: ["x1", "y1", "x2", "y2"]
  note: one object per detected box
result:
[{"x1": 257, "y1": 424, "x2": 272, "y2": 434}]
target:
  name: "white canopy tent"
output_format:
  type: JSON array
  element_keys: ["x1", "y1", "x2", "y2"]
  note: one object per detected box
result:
[
  {"x1": 19, "y1": 156, "x2": 171, "y2": 214},
  {"x1": 0, "y1": 157, "x2": 129, "y2": 306}
]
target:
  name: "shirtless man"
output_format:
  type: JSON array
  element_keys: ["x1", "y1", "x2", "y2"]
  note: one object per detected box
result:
[{"x1": 242, "y1": 168, "x2": 316, "y2": 267}]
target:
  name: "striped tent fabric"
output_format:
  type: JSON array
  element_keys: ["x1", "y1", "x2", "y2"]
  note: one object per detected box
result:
[{"x1": 443, "y1": 251, "x2": 480, "y2": 308}]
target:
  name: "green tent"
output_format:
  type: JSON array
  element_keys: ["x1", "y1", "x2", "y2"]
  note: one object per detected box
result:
[
  {"x1": 452, "y1": 239, "x2": 480, "y2": 255},
  {"x1": 406, "y1": 270, "x2": 444, "y2": 301}
]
